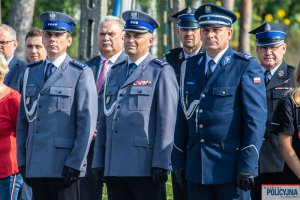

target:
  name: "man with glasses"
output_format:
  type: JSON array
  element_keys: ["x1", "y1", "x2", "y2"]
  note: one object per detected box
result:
[
  {"x1": 16, "y1": 11, "x2": 97, "y2": 200},
  {"x1": 249, "y1": 22, "x2": 295, "y2": 200},
  {"x1": 0, "y1": 24, "x2": 27, "y2": 93},
  {"x1": 172, "y1": 4, "x2": 267, "y2": 199}
]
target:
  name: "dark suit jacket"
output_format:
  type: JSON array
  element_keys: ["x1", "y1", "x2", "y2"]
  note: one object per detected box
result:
[
  {"x1": 260, "y1": 61, "x2": 295, "y2": 173},
  {"x1": 4, "y1": 56, "x2": 27, "y2": 93}
]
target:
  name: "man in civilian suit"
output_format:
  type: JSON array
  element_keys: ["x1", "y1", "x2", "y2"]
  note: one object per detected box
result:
[
  {"x1": 172, "y1": 4, "x2": 267, "y2": 200},
  {"x1": 92, "y1": 10, "x2": 178, "y2": 200},
  {"x1": 0, "y1": 24, "x2": 27, "y2": 93},
  {"x1": 249, "y1": 22, "x2": 295, "y2": 200},
  {"x1": 81, "y1": 15, "x2": 127, "y2": 200},
  {"x1": 16, "y1": 11, "x2": 97, "y2": 200}
]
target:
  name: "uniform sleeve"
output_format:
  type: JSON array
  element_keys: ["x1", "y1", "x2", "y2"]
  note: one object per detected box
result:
[
  {"x1": 238, "y1": 58, "x2": 267, "y2": 175},
  {"x1": 171, "y1": 99, "x2": 189, "y2": 171},
  {"x1": 16, "y1": 91, "x2": 29, "y2": 167},
  {"x1": 152, "y1": 65, "x2": 179, "y2": 170},
  {"x1": 92, "y1": 101, "x2": 106, "y2": 169},
  {"x1": 271, "y1": 96, "x2": 295, "y2": 136},
  {"x1": 65, "y1": 67, "x2": 98, "y2": 171}
]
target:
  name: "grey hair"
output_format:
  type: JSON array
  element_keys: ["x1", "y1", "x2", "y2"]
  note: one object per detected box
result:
[
  {"x1": 0, "y1": 24, "x2": 17, "y2": 40},
  {"x1": 0, "y1": 54, "x2": 9, "y2": 80},
  {"x1": 98, "y1": 15, "x2": 125, "y2": 33}
]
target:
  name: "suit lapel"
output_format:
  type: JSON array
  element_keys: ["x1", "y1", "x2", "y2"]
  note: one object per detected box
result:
[
  {"x1": 266, "y1": 61, "x2": 289, "y2": 91},
  {"x1": 92, "y1": 56, "x2": 101, "y2": 82},
  {"x1": 204, "y1": 47, "x2": 233, "y2": 90},
  {"x1": 31, "y1": 61, "x2": 46, "y2": 89},
  {"x1": 4, "y1": 57, "x2": 18, "y2": 83},
  {"x1": 41, "y1": 56, "x2": 70, "y2": 92},
  {"x1": 121, "y1": 54, "x2": 152, "y2": 88}
]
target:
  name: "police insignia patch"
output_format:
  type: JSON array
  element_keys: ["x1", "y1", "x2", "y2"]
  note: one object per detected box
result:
[
  {"x1": 278, "y1": 70, "x2": 284, "y2": 77},
  {"x1": 205, "y1": 6, "x2": 211, "y2": 13}
]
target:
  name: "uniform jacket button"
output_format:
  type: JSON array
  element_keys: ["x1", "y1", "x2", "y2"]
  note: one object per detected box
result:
[
  {"x1": 199, "y1": 124, "x2": 203, "y2": 128},
  {"x1": 200, "y1": 139, "x2": 205, "y2": 143}
]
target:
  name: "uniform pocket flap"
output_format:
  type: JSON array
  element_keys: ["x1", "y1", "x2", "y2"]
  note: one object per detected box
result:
[
  {"x1": 134, "y1": 136, "x2": 150, "y2": 148},
  {"x1": 130, "y1": 86, "x2": 152, "y2": 96},
  {"x1": 54, "y1": 137, "x2": 74, "y2": 148},
  {"x1": 26, "y1": 87, "x2": 37, "y2": 96},
  {"x1": 213, "y1": 87, "x2": 235, "y2": 96},
  {"x1": 50, "y1": 87, "x2": 72, "y2": 97}
]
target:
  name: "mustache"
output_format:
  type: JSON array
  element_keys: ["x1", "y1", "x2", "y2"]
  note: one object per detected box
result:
[{"x1": 103, "y1": 41, "x2": 112, "y2": 45}]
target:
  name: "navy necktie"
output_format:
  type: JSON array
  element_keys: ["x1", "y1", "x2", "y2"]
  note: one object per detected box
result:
[
  {"x1": 264, "y1": 70, "x2": 271, "y2": 86},
  {"x1": 205, "y1": 59, "x2": 215, "y2": 81},
  {"x1": 127, "y1": 63, "x2": 137, "y2": 78},
  {"x1": 45, "y1": 63, "x2": 56, "y2": 81}
]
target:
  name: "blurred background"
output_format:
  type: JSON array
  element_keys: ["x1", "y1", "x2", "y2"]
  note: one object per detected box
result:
[{"x1": 1, "y1": 0, "x2": 300, "y2": 65}]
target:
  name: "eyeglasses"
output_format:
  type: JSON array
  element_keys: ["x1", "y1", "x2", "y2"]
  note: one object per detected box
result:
[
  {"x1": 0, "y1": 40, "x2": 14, "y2": 46},
  {"x1": 258, "y1": 43, "x2": 284, "y2": 52}
]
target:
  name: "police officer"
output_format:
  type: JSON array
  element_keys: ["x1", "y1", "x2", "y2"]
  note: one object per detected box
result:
[
  {"x1": 172, "y1": 4, "x2": 267, "y2": 200},
  {"x1": 249, "y1": 22, "x2": 295, "y2": 200},
  {"x1": 92, "y1": 10, "x2": 178, "y2": 200},
  {"x1": 16, "y1": 11, "x2": 98, "y2": 200},
  {"x1": 82, "y1": 15, "x2": 127, "y2": 200},
  {"x1": 163, "y1": 7, "x2": 204, "y2": 83}
]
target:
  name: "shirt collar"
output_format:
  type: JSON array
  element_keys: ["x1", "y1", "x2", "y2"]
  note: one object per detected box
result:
[
  {"x1": 205, "y1": 46, "x2": 229, "y2": 65},
  {"x1": 265, "y1": 61, "x2": 282, "y2": 76},
  {"x1": 6, "y1": 55, "x2": 14, "y2": 65},
  {"x1": 183, "y1": 47, "x2": 201, "y2": 59},
  {"x1": 100, "y1": 50, "x2": 123, "y2": 65},
  {"x1": 46, "y1": 53, "x2": 67, "y2": 68},
  {"x1": 128, "y1": 52, "x2": 150, "y2": 66}
]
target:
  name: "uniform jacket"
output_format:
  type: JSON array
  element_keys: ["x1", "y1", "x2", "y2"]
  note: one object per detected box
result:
[
  {"x1": 163, "y1": 46, "x2": 205, "y2": 83},
  {"x1": 4, "y1": 56, "x2": 27, "y2": 93},
  {"x1": 260, "y1": 61, "x2": 295, "y2": 173},
  {"x1": 16, "y1": 55, "x2": 98, "y2": 178},
  {"x1": 92, "y1": 53, "x2": 179, "y2": 177},
  {"x1": 172, "y1": 47, "x2": 267, "y2": 184}
]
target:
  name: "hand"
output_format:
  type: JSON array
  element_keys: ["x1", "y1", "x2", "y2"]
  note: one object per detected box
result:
[
  {"x1": 62, "y1": 166, "x2": 80, "y2": 187},
  {"x1": 151, "y1": 167, "x2": 168, "y2": 183},
  {"x1": 92, "y1": 167, "x2": 104, "y2": 182},
  {"x1": 237, "y1": 171, "x2": 255, "y2": 191},
  {"x1": 173, "y1": 169, "x2": 187, "y2": 190}
]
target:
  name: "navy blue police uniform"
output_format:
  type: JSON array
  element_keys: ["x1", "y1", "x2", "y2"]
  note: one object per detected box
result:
[
  {"x1": 163, "y1": 7, "x2": 204, "y2": 84},
  {"x1": 249, "y1": 22, "x2": 295, "y2": 200},
  {"x1": 16, "y1": 11, "x2": 98, "y2": 200},
  {"x1": 172, "y1": 4, "x2": 267, "y2": 200}
]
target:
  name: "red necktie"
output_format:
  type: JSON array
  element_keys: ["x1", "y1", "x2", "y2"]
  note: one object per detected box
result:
[{"x1": 97, "y1": 59, "x2": 109, "y2": 93}]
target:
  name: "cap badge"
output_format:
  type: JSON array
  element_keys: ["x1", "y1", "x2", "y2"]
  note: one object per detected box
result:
[
  {"x1": 265, "y1": 23, "x2": 271, "y2": 32},
  {"x1": 205, "y1": 6, "x2": 212, "y2": 13},
  {"x1": 187, "y1": 7, "x2": 192, "y2": 14},
  {"x1": 49, "y1": 12, "x2": 56, "y2": 21},
  {"x1": 131, "y1": 12, "x2": 138, "y2": 20}
]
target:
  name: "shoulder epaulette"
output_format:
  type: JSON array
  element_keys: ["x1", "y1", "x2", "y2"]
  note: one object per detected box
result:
[
  {"x1": 70, "y1": 60, "x2": 87, "y2": 69},
  {"x1": 287, "y1": 64, "x2": 295, "y2": 69},
  {"x1": 153, "y1": 58, "x2": 169, "y2": 67},
  {"x1": 234, "y1": 51, "x2": 253, "y2": 60},
  {"x1": 27, "y1": 60, "x2": 43, "y2": 68}
]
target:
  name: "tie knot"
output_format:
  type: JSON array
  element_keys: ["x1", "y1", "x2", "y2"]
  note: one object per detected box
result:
[
  {"x1": 208, "y1": 59, "x2": 215, "y2": 67},
  {"x1": 127, "y1": 63, "x2": 137, "y2": 78}
]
